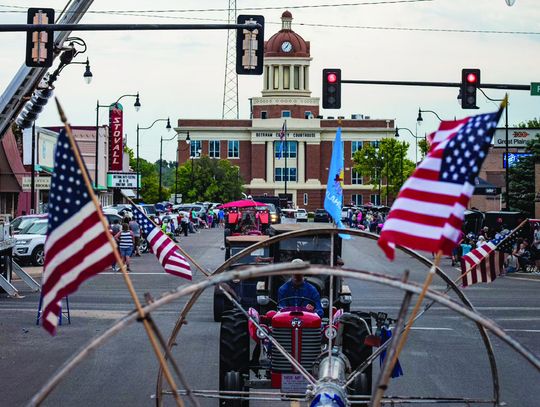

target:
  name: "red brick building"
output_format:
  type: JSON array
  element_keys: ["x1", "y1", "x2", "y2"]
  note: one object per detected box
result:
[{"x1": 176, "y1": 11, "x2": 394, "y2": 210}]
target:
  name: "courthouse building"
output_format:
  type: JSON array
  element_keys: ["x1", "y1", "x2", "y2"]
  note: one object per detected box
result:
[{"x1": 176, "y1": 11, "x2": 394, "y2": 210}]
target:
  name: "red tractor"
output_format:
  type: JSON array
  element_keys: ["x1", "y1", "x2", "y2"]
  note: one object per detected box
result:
[{"x1": 219, "y1": 303, "x2": 377, "y2": 406}]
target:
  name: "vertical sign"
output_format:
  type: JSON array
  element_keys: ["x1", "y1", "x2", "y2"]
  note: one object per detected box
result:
[{"x1": 109, "y1": 103, "x2": 123, "y2": 171}]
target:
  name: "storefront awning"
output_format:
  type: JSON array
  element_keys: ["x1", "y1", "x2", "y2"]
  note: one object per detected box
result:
[
  {"x1": 473, "y1": 177, "x2": 501, "y2": 196},
  {"x1": 120, "y1": 189, "x2": 136, "y2": 198}
]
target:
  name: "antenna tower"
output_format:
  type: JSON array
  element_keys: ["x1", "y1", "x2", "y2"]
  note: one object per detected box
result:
[{"x1": 222, "y1": 0, "x2": 238, "y2": 119}]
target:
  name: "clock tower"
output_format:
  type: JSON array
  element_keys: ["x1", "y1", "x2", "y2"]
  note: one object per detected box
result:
[{"x1": 252, "y1": 11, "x2": 319, "y2": 119}]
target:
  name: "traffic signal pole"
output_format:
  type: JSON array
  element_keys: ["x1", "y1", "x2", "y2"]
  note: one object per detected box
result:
[{"x1": 341, "y1": 78, "x2": 530, "y2": 91}]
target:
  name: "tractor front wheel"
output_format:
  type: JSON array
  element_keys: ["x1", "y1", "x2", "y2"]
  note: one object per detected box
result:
[
  {"x1": 220, "y1": 371, "x2": 248, "y2": 407},
  {"x1": 219, "y1": 310, "x2": 250, "y2": 405}
]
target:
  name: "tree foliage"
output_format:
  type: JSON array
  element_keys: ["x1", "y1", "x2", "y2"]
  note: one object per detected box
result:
[
  {"x1": 353, "y1": 138, "x2": 414, "y2": 204},
  {"x1": 508, "y1": 123, "x2": 539, "y2": 217}
]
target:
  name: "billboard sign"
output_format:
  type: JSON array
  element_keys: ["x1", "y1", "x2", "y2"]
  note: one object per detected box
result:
[
  {"x1": 107, "y1": 172, "x2": 139, "y2": 188},
  {"x1": 109, "y1": 103, "x2": 123, "y2": 171},
  {"x1": 493, "y1": 127, "x2": 539, "y2": 148}
]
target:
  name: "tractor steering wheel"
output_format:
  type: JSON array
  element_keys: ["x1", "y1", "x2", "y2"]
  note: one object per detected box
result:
[{"x1": 277, "y1": 296, "x2": 317, "y2": 313}]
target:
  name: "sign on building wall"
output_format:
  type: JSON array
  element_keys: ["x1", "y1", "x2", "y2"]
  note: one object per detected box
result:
[
  {"x1": 22, "y1": 176, "x2": 51, "y2": 190},
  {"x1": 493, "y1": 128, "x2": 539, "y2": 148},
  {"x1": 109, "y1": 103, "x2": 123, "y2": 171},
  {"x1": 107, "y1": 172, "x2": 139, "y2": 188}
]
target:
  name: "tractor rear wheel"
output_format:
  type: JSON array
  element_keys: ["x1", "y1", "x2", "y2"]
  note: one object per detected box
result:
[
  {"x1": 214, "y1": 293, "x2": 225, "y2": 322},
  {"x1": 219, "y1": 309, "x2": 250, "y2": 404},
  {"x1": 341, "y1": 312, "x2": 372, "y2": 396}
]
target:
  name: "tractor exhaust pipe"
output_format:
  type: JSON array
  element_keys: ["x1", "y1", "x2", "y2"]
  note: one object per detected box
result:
[{"x1": 309, "y1": 352, "x2": 348, "y2": 407}]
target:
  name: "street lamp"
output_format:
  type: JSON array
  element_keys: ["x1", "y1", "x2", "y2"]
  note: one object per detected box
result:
[
  {"x1": 395, "y1": 126, "x2": 423, "y2": 166},
  {"x1": 416, "y1": 108, "x2": 443, "y2": 124},
  {"x1": 191, "y1": 148, "x2": 202, "y2": 195},
  {"x1": 94, "y1": 92, "x2": 141, "y2": 190},
  {"x1": 173, "y1": 131, "x2": 190, "y2": 204},
  {"x1": 136, "y1": 118, "x2": 171, "y2": 200}
]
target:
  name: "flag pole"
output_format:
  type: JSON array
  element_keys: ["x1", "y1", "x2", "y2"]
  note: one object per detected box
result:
[
  {"x1": 124, "y1": 195, "x2": 210, "y2": 277},
  {"x1": 455, "y1": 218, "x2": 528, "y2": 284},
  {"x1": 385, "y1": 250, "x2": 443, "y2": 374},
  {"x1": 54, "y1": 98, "x2": 185, "y2": 407},
  {"x1": 284, "y1": 119, "x2": 288, "y2": 198}
]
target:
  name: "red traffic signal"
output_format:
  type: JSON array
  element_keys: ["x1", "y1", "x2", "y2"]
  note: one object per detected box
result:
[
  {"x1": 322, "y1": 69, "x2": 341, "y2": 109},
  {"x1": 466, "y1": 72, "x2": 478, "y2": 84},
  {"x1": 461, "y1": 68, "x2": 480, "y2": 109},
  {"x1": 327, "y1": 73, "x2": 338, "y2": 84}
]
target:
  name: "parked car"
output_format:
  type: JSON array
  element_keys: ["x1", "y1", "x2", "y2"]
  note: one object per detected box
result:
[
  {"x1": 295, "y1": 208, "x2": 308, "y2": 222},
  {"x1": 137, "y1": 204, "x2": 158, "y2": 217},
  {"x1": 314, "y1": 208, "x2": 331, "y2": 223},
  {"x1": 13, "y1": 219, "x2": 47, "y2": 266},
  {"x1": 103, "y1": 204, "x2": 133, "y2": 219},
  {"x1": 10, "y1": 214, "x2": 47, "y2": 235}
]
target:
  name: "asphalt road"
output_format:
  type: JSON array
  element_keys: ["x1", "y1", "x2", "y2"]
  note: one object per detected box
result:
[{"x1": 1, "y1": 227, "x2": 539, "y2": 406}]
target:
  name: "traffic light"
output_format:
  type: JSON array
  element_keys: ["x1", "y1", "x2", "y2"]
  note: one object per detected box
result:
[
  {"x1": 322, "y1": 69, "x2": 341, "y2": 109},
  {"x1": 461, "y1": 68, "x2": 480, "y2": 109},
  {"x1": 25, "y1": 8, "x2": 55, "y2": 68},
  {"x1": 236, "y1": 15, "x2": 264, "y2": 75}
]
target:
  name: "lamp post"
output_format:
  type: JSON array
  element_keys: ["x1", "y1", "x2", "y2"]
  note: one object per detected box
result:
[
  {"x1": 159, "y1": 131, "x2": 188, "y2": 202},
  {"x1": 395, "y1": 126, "x2": 423, "y2": 166},
  {"x1": 94, "y1": 92, "x2": 141, "y2": 190},
  {"x1": 136, "y1": 118, "x2": 171, "y2": 200},
  {"x1": 191, "y1": 148, "x2": 202, "y2": 196}
]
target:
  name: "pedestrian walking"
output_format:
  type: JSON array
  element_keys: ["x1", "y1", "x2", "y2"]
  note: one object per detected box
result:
[
  {"x1": 181, "y1": 213, "x2": 190, "y2": 236},
  {"x1": 115, "y1": 223, "x2": 134, "y2": 271},
  {"x1": 129, "y1": 218, "x2": 141, "y2": 256},
  {"x1": 110, "y1": 219, "x2": 122, "y2": 271}
]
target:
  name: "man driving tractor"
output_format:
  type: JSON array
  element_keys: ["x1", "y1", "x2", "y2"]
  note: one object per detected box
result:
[{"x1": 277, "y1": 259, "x2": 324, "y2": 317}]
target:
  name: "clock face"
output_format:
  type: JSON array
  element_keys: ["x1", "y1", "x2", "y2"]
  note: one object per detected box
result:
[{"x1": 281, "y1": 41, "x2": 293, "y2": 53}]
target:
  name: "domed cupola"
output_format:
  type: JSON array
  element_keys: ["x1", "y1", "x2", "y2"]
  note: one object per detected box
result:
[
  {"x1": 265, "y1": 11, "x2": 310, "y2": 58},
  {"x1": 261, "y1": 11, "x2": 313, "y2": 99}
]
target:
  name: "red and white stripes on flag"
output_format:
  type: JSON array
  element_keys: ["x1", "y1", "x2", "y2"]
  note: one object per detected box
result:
[
  {"x1": 146, "y1": 227, "x2": 192, "y2": 279},
  {"x1": 42, "y1": 129, "x2": 116, "y2": 335},
  {"x1": 460, "y1": 242, "x2": 506, "y2": 287},
  {"x1": 378, "y1": 109, "x2": 502, "y2": 260}
]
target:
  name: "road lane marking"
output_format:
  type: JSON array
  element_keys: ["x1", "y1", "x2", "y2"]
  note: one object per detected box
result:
[
  {"x1": 504, "y1": 329, "x2": 540, "y2": 333},
  {"x1": 410, "y1": 327, "x2": 452, "y2": 331}
]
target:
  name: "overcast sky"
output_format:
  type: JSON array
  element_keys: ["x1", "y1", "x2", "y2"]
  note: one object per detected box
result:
[{"x1": 1, "y1": 0, "x2": 538, "y2": 163}]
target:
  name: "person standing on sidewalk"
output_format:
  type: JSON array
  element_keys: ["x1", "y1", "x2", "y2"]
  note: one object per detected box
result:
[
  {"x1": 115, "y1": 223, "x2": 134, "y2": 271},
  {"x1": 129, "y1": 218, "x2": 141, "y2": 256}
]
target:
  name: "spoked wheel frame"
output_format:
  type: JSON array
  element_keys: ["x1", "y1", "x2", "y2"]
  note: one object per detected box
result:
[{"x1": 28, "y1": 229, "x2": 540, "y2": 407}]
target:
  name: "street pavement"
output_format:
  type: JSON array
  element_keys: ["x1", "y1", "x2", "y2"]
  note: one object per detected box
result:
[{"x1": 1, "y1": 226, "x2": 539, "y2": 406}]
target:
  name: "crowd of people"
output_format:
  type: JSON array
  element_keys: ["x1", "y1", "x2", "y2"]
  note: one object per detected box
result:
[
  {"x1": 345, "y1": 206, "x2": 388, "y2": 234},
  {"x1": 453, "y1": 223, "x2": 540, "y2": 274}
]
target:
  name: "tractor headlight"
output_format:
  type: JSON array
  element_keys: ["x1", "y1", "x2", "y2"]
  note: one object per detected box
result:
[
  {"x1": 321, "y1": 297, "x2": 330, "y2": 308},
  {"x1": 257, "y1": 295, "x2": 270, "y2": 305},
  {"x1": 339, "y1": 294, "x2": 352, "y2": 304},
  {"x1": 324, "y1": 325, "x2": 337, "y2": 340},
  {"x1": 256, "y1": 324, "x2": 269, "y2": 339}
]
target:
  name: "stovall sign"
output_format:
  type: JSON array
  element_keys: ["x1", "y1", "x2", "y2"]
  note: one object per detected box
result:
[
  {"x1": 493, "y1": 127, "x2": 540, "y2": 148},
  {"x1": 109, "y1": 103, "x2": 123, "y2": 171}
]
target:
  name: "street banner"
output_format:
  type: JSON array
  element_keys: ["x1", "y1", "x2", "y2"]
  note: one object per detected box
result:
[{"x1": 108, "y1": 103, "x2": 123, "y2": 171}]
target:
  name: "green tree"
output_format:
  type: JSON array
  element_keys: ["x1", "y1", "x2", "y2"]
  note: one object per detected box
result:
[
  {"x1": 353, "y1": 138, "x2": 414, "y2": 204},
  {"x1": 418, "y1": 138, "x2": 429, "y2": 160},
  {"x1": 173, "y1": 155, "x2": 244, "y2": 203},
  {"x1": 508, "y1": 128, "x2": 539, "y2": 217}
]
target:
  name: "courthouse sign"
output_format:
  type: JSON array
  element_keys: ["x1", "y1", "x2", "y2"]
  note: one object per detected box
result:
[{"x1": 493, "y1": 127, "x2": 539, "y2": 148}]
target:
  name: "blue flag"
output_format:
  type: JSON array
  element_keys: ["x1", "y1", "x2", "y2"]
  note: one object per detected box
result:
[
  {"x1": 324, "y1": 127, "x2": 350, "y2": 239},
  {"x1": 278, "y1": 121, "x2": 286, "y2": 159}
]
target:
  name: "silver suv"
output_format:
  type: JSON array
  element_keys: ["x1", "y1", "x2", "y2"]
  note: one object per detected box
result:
[{"x1": 13, "y1": 219, "x2": 47, "y2": 266}]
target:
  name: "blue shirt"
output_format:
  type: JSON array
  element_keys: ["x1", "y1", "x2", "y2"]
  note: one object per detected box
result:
[{"x1": 278, "y1": 280, "x2": 323, "y2": 317}]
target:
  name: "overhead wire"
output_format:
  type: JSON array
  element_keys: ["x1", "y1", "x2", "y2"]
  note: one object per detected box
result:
[{"x1": 0, "y1": 1, "x2": 538, "y2": 36}]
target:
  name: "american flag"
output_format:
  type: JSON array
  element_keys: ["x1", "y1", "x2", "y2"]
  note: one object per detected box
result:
[
  {"x1": 461, "y1": 222, "x2": 525, "y2": 287},
  {"x1": 41, "y1": 129, "x2": 116, "y2": 335},
  {"x1": 378, "y1": 108, "x2": 503, "y2": 260},
  {"x1": 131, "y1": 205, "x2": 192, "y2": 280},
  {"x1": 278, "y1": 121, "x2": 287, "y2": 159}
]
